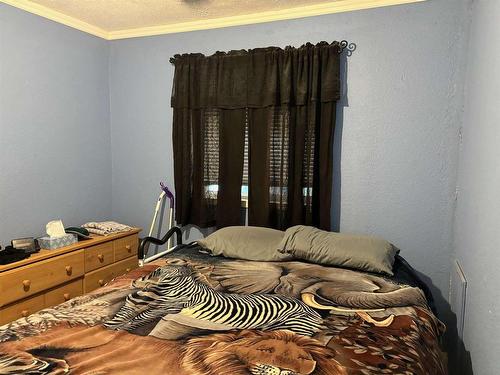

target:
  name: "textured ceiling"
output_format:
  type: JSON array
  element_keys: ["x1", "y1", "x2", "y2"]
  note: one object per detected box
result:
[
  {"x1": 4, "y1": 0, "x2": 426, "y2": 39},
  {"x1": 29, "y1": 0, "x2": 341, "y2": 31}
]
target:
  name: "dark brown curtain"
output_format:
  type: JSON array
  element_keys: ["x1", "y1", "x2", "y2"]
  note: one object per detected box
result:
[{"x1": 171, "y1": 41, "x2": 342, "y2": 230}]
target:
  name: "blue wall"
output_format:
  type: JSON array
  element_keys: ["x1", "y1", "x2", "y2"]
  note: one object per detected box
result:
[
  {"x1": 108, "y1": 0, "x2": 470, "y2": 317},
  {"x1": 2, "y1": 2, "x2": 486, "y2": 360},
  {"x1": 454, "y1": 1, "x2": 500, "y2": 373},
  {"x1": 0, "y1": 4, "x2": 112, "y2": 242}
]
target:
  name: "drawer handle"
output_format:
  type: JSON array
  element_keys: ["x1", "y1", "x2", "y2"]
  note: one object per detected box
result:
[
  {"x1": 65, "y1": 265, "x2": 73, "y2": 275},
  {"x1": 63, "y1": 293, "x2": 71, "y2": 301},
  {"x1": 98, "y1": 279, "x2": 105, "y2": 287},
  {"x1": 21, "y1": 310, "x2": 29, "y2": 317},
  {"x1": 22, "y1": 279, "x2": 31, "y2": 291},
  {"x1": 126, "y1": 268, "x2": 131, "y2": 273},
  {"x1": 125, "y1": 245, "x2": 131, "y2": 252},
  {"x1": 97, "y1": 254, "x2": 104, "y2": 262}
]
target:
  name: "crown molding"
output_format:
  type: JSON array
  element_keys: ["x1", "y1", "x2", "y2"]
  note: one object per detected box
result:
[{"x1": 2, "y1": 0, "x2": 427, "y2": 41}]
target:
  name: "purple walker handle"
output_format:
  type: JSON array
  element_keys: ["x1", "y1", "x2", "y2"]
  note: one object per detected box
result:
[{"x1": 160, "y1": 182, "x2": 174, "y2": 208}]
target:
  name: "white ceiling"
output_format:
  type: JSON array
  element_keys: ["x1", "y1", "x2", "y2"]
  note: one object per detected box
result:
[
  {"x1": 30, "y1": 0, "x2": 340, "y2": 31},
  {"x1": 2, "y1": 0, "x2": 427, "y2": 39}
]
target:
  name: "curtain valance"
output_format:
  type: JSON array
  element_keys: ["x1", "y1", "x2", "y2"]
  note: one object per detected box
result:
[
  {"x1": 172, "y1": 41, "x2": 343, "y2": 230},
  {"x1": 171, "y1": 41, "x2": 342, "y2": 109}
]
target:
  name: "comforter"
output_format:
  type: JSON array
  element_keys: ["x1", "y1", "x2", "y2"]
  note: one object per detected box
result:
[{"x1": 0, "y1": 246, "x2": 446, "y2": 374}]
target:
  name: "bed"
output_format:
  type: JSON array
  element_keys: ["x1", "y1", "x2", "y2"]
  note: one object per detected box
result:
[{"x1": 0, "y1": 229, "x2": 446, "y2": 375}]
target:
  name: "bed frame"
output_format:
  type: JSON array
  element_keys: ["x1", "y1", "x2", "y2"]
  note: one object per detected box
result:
[{"x1": 138, "y1": 226, "x2": 183, "y2": 266}]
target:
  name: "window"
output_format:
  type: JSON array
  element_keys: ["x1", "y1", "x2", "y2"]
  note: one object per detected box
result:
[
  {"x1": 204, "y1": 108, "x2": 249, "y2": 204},
  {"x1": 202, "y1": 107, "x2": 312, "y2": 207}
]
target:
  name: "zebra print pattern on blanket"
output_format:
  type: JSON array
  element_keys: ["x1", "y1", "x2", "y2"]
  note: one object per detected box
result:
[{"x1": 104, "y1": 265, "x2": 324, "y2": 337}]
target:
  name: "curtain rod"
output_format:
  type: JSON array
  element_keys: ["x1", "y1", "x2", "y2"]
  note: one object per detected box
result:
[{"x1": 169, "y1": 40, "x2": 355, "y2": 64}]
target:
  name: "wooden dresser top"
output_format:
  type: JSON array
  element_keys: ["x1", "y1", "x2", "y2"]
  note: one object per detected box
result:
[{"x1": 0, "y1": 228, "x2": 141, "y2": 273}]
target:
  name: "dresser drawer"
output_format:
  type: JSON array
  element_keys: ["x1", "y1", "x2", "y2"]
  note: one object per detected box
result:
[
  {"x1": 115, "y1": 256, "x2": 139, "y2": 275},
  {"x1": 84, "y1": 256, "x2": 138, "y2": 294},
  {"x1": 0, "y1": 250, "x2": 84, "y2": 307},
  {"x1": 0, "y1": 294, "x2": 45, "y2": 326},
  {"x1": 85, "y1": 242, "x2": 114, "y2": 272},
  {"x1": 114, "y1": 234, "x2": 138, "y2": 261},
  {"x1": 45, "y1": 278, "x2": 83, "y2": 307}
]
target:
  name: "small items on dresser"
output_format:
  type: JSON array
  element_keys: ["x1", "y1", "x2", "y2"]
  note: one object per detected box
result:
[
  {"x1": 38, "y1": 234, "x2": 77, "y2": 250},
  {"x1": 82, "y1": 221, "x2": 133, "y2": 236},
  {"x1": 38, "y1": 220, "x2": 77, "y2": 250},
  {"x1": 64, "y1": 227, "x2": 92, "y2": 240},
  {"x1": 10, "y1": 238, "x2": 38, "y2": 253},
  {"x1": 0, "y1": 238, "x2": 39, "y2": 265}
]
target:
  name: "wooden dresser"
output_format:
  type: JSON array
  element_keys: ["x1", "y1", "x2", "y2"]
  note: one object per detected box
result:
[{"x1": 0, "y1": 228, "x2": 141, "y2": 326}]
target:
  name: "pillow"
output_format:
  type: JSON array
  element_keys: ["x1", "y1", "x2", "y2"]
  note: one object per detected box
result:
[
  {"x1": 278, "y1": 225, "x2": 398, "y2": 275},
  {"x1": 197, "y1": 226, "x2": 291, "y2": 261}
]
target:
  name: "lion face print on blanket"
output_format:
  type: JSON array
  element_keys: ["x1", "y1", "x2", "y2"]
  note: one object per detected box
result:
[{"x1": 0, "y1": 247, "x2": 447, "y2": 375}]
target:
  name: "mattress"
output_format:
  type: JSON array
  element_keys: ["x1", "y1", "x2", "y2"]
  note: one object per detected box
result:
[{"x1": 0, "y1": 245, "x2": 446, "y2": 374}]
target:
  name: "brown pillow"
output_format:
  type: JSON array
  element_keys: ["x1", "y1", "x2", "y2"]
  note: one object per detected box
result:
[
  {"x1": 278, "y1": 225, "x2": 397, "y2": 275},
  {"x1": 197, "y1": 226, "x2": 291, "y2": 261}
]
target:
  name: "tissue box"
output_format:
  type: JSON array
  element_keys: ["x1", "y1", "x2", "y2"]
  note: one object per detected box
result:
[{"x1": 38, "y1": 234, "x2": 77, "y2": 250}]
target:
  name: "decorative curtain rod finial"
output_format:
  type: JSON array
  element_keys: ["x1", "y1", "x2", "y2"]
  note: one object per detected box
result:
[{"x1": 338, "y1": 40, "x2": 356, "y2": 55}]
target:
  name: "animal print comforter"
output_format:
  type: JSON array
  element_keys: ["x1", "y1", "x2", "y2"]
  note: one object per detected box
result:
[{"x1": 0, "y1": 246, "x2": 446, "y2": 374}]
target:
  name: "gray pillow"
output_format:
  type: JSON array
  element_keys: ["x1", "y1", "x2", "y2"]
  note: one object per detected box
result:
[
  {"x1": 278, "y1": 225, "x2": 397, "y2": 275},
  {"x1": 197, "y1": 226, "x2": 291, "y2": 261}
]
